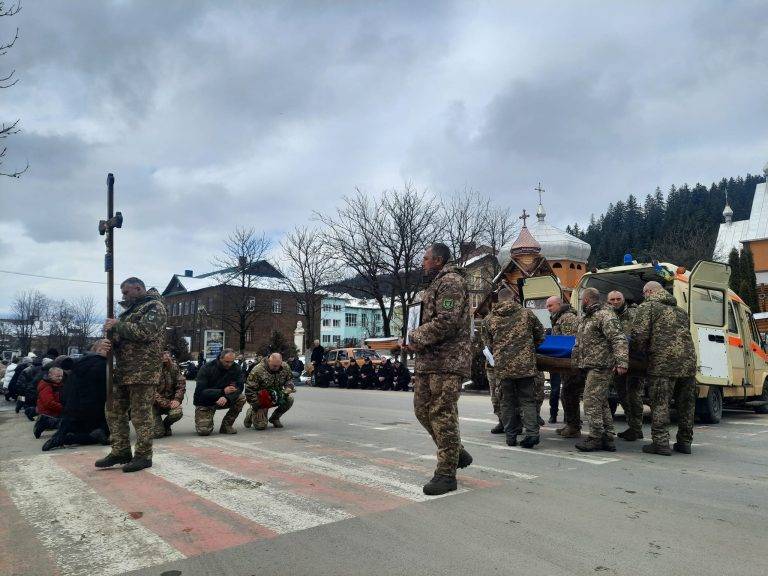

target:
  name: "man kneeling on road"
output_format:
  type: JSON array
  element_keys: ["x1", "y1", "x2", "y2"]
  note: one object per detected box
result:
[
  {"x1": 244, "y1": 353, "x2": 295, "y2": 430},
  {"x1": 193, "y1": 348, "x2": 245, "y2": 435},
  {"x1": 153, "y1": 351, "x2": 186, "y2": 438}
]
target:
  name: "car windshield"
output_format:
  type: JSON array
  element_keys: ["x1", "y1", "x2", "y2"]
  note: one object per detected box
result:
[
  {"x1": 579, "y1": 267, "x2": 672, "y2": 312},
  {"x1": 354, "y1": 350, "x2": 379, "y2": 359}
]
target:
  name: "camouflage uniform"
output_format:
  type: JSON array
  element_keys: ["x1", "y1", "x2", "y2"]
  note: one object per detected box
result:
[
  {"x1": 193, "y1": 359, "x2": 246, "y2": 435},
  {"x1": 409, "y1": 264, "x2": 470, "y2": 477},
  {"x1": 479, "y1": 321, "x2": 501, "y2": 419},
  {"x1": 106, "y1": 289, "x2": 167, "y2": 459},
  {"x1": 551, "y1": 305, "x2": 582, "y2": 428},
  {"x1": 631, "y1": 290, "x2": 697, "y2": 447},
  {"x1": 572, "y1": 303, "x2": 628, "y2": 441},
  {"x1": 487, "y1": 301, "x2": 545, "y2": 439},
  {"x1": 245, "y1": 361, "x2": 295, "y2": 428},
  {"x1": 152, "y1": 360, "x2": 186, "y2": 437},
  {"x1": 613, "y1": 304, "x2": 644, "y2": 435}
]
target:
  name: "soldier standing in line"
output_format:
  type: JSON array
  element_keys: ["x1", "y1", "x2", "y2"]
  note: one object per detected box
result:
[
  {"x1": 479, "y1": 298, "x2": 504, "y2": 434},
  {"x1": 152, "y1": 351, "x2": 186, "y2": 438},
  {"x1": 406, "y1": 243, "x2": 473, "y2": 496},
  {"x1": 607, "y1": 290, "x2": 645, "y2": 441},
  {"x1": 96, "y1": 277, "x2": 167, "y2": 473},
  {"x1": 487, "y1": 286, "x2": 546, "y2": 448},
  {"x1": 572, "y1": 287, "x2": 629, "y2": 453},
  {"x1": 631, "y1": 281, "x2": 697, "y2": 455},
  {"x1": 546, "y1": 295, "x2": 582, "y2": 437}
]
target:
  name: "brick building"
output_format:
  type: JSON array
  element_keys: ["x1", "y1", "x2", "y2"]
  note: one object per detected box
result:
[{"x1": 161, "y1": 261, "x2": 319, "y2": 356}]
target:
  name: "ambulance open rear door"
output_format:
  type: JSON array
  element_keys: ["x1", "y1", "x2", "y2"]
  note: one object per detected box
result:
[{"x1": 519, "y1": 275, "x2": 563, "y2": 330}]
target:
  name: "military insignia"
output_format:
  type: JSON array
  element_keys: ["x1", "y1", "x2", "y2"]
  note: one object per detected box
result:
[{"x1": 442, "y1": 298, "x2": 454, "y2": 310}]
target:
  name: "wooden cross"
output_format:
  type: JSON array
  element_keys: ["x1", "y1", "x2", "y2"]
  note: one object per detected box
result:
[
  {"x1": 535, "y1": 182, "x2": 545, "y2": 205},
  {"x1": 519, "y1": 209, "x2": 530, "y2": 227}
]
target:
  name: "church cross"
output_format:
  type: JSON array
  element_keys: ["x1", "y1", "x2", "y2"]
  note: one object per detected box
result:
[
  {"x1": 519, "y1": 209, "x2": 530, "y2": 227},
  {"x1": 535, "y1": 182, "x2": 545, "y2": 205}
]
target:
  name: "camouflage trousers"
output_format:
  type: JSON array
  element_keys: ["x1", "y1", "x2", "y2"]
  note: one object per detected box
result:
[
  {"x1": 152, "y1": 404, "x2": 184, "y2": 437},
  {"x1": 106, "y1": 384, "x2": 155, "y2": 459},
  {"x1": 561, "y1": 372, "x2": 585, "y2": 428},
  {"x1": 534, "y1": 371, "x2": 545, "y2": 415},
  {"x1": 194, "y1": 395, "x2": 246, "y2": 436},
  {"x1": 488, "y1": 367, "x2": 501, "y2": 418},
  {"x1": 648, "y1": 376, "x2": 697, "y2": 446},
  {"x1": 245, "y1": 394, "x2": 295, "y2": 423},
  {"x1": 500, "y1": 376, "x2": 538, "y2": 438},
  {"x1": 614, "y1": 374, "x2": 644, "y2": 433},
  {"x1": 583, "y1": 368, "x2": 615, "y2": 439},
  {"x1": 413, "y1": 372, "x2": 463, "y2": 477}
]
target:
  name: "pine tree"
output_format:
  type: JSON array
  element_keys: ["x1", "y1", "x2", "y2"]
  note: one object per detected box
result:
[
  {"x1": 165, "y1": 327, "x2": 191, "y2": 362},
  {"x1": 740, "y1": 248, "x2": 759, "y2": 311},
  {"x1": 728, "y1": 248, "x2": 742, "y2": 294},
  {"x1": 259, "y1": 330, "x2": 298, "y2": 359}
]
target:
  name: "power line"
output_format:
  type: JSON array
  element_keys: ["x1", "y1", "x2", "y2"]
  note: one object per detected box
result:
[{"x1": 0, "y1": 269, "x2": 119, "y2": 286}]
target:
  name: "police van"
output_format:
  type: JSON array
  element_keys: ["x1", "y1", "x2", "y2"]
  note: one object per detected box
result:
[{"x1": 522, "y1": 260, "x2": 768, "y2": 423}]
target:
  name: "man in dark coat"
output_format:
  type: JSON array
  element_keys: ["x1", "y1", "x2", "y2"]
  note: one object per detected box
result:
[
  {"x1": 394, "y1": 359, "x2": 412, "y2": 391},
  {"x1": 346, "y1": 360, "x2": 360, "y2": 389},
  {"x1": 310, "y1": 340, "x2": 325, "y2": 369},
  {"x1": 359, "y1": 357, "x2": 376, "y2": 389},
  {"x1": 314, "y1": 359, "x2": 333, "y2": 388},
  {"x1": 333, "y1": 362, "x2": 347, "y2": 388},
  {"x1": 378, "y1": 359, "x2": 395, "y2": 391},
  {"x1": 193, "y1": 348, "x2": 246, "y2": 435}
]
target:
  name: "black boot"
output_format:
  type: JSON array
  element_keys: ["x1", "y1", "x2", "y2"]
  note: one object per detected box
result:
[
  {"x1": 122, "y1": 457, "x2": 152, "y2": 473},
  {"x1": 33, "y1": 416, "x2": 48, "y2": 439},
  {"x1": 89, "y1": 428, "x2": 110, "y2": 445},
  {"x1": 457, "y1": 448, "x2": 473, "y2": 469},
  {"x1": 42, "y1": 433, "x2": 63, "y2": 452},
  {"x1": 519, "y1": 435, "x2": 540, "y2": 449},
  {"x1": 95, "y1": 451, "x2": 132, "y2": 468},
  {"x1": 548, "y1": 412, "x2": 558, "y2": 424},
  {"x1": 490, "y1": 421, "x2": 505, "y2": 434},
  {"x1": 423, "y1": 474, "x2": 457, "y2": 496},
  {"x1": 15, "y1": 399, "x2": 23, "y2": 413}
]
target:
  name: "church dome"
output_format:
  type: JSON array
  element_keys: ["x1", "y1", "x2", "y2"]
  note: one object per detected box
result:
[{"x1": 499, "y1": 204, "x2": 591, "y2": 268}]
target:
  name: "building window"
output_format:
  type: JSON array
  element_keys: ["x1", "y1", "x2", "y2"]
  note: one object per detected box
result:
[
  {"x1": 332, "y1": 335, "x2": 341, "y2": 343},
  {"x1": 297, "y1": 300, "x2": 307, "y2": 315},
  {"x1": 552, "y1": 263, "x2": 562, "y2": 269},
  {"x1": 246, "y1": 297, "x2": 256, "y2": 312},
  {"x1": 322, "y1": 335, "x2": 331, "y2": 344},
  {"x1": 272, "y1": 299, "x2": 282, "y2": 314},
  {"x1": 191, "y1": 300, "x2": 197, "y2": 315},
  {"x1": 576, "y1": 264, "x2": 582, "y2": 270},
  {"x1": 183, "y1": 301, "x2": 188, "y2": 315},
  {"x1": 345, "y1": 313, "x2": 357, "y2": 327},
  {"x1": 322, "y1": 303, "x2": 332, "y2": 312},
  {"x1": 245, "y1": 329, "x2": 253, "y2": 343},
  {"x1": 361, "y1": 315, "x2": 368, "y2": 327},
  {"x1": 322, "y1": 319, "x2": 331, "y2": 327},
  {"x1": 569, "y1": 263, "x2": 575, "y2": 269},
  {"x1": 333, "y1": 319, "x2": 341, "y2": 327},
  {"x1": 207, "y1": 296, "x2": 213, "y2": 310},
  {"x1": 333, "y1": 304, "x2": 342, "y2": 312}
]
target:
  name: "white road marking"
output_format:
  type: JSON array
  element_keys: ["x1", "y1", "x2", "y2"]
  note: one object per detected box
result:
[
  {"x1": 197, "y1": 438, "x2": 466, "y2": 501},
  {"x1": 348, "y1": 422, "x2": 395, "y2": 431},
  {"x1": 0, "y1": 456, "x2": 183, "y2": 576},
  {"x1": 727, "y1": 421, "x2": 768, "y2": 427},
  {"x1": 461, "y1": 437, "x2": 620, "y2": 465},
  {"x1": 151, "y1": 451, "x2": 351, "y2": 533},
  {"x1": 460, "y1": 417, "x2": 500, "y2": 425}
]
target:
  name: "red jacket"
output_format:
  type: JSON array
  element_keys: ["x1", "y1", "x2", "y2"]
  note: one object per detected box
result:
[{"x1": 37, "y1": 379, "x2": 63, "y2": 417}]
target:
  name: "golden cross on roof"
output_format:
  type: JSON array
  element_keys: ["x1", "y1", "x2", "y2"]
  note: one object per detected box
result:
[
  {"x1": 519, "y1": 209, "x2": 530, "y2": 227},
  {"x1": 535, "y1": 182, "x2": 545, "y2": 205}
]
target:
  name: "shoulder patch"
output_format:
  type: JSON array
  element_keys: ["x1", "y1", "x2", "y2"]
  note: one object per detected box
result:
[{"x1": 442, "y1": 298, "x2": 454, "y2": 310}]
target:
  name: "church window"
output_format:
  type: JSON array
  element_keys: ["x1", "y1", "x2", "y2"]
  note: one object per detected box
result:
[
  {"x1": 552, "y1": 263, "x2": 562, "y2": 269},
  {"x1": 569, "y1": 263, "x2": 575, "y2": 269}
]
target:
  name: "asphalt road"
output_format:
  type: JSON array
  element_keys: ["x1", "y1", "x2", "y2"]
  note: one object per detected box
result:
[{"x1": 1, "y1": 386, "x2": 766, "y2": 576}]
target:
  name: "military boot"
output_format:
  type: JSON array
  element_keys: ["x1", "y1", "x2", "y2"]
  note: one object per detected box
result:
[
  {"x1": 95, "y1": 451, "x2": 132, "y2": 468},
  {"x1": 163, "y1": 419, "x2": 173, "y2": 437},
  {"x1": 219, "y1": 422, "x2": 238, "y2": 434},
  {"x1": 122, "y1": 456, "x2": 152, "y2": 473},
  {"x1": 558, "y1": 425, "x2": 582, "y2": 438},
  {"x1": 243, "y1": 407, "x2": 253, "y2": 428},
  {"x1": 601, "y1": 434, "x2": 617, "y2": 452},
  {"x1": 617, "y1": 428, "x2": 643, "y2": 441},
  {"x1": 505, "y1": 435, "x2": 518, "y2": 447},
  {"x1": 457, "y1": 448, "x2": 473, "y2": 469},
  {"x1": 575, "y1": 436, "x2": 603, "y2": 452},
  {"x1": 253, "y1": 408, "x2": 268, "y2": 430},
  {"x1": 89, "y1": 428, "x2": 110, "y2": 445},
  {"x1": 519, "y1": 435, "x2": 540, "y2": 449},
  {"x1": 268, "y1": 413, "x2": 284, "y2": 428},
  {"x1": 490, "y1": 421, "x2": 505, "y2": 434},
  {"x1": 642, "y1": 443, "x2": 671, "y2": 456},
  {"x1": 422, "y1": 474, "x2": 457, "y2": 496},
  {"x1": 673, "y1": 442, "x2": 692, "y2": 454}
]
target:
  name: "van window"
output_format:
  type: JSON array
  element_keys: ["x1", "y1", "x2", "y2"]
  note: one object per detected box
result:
[
  {"x1": 691, "y1": 287, "x2": 724, "y2": 326},
  {"x1": 524, "y1": 298, "x2": 552, "y2": 329},
  {"x1": 748, "y1": 315, "x2": 761, "y2": 344},
  {"x1": 326, "y1": 351, "x2": 337, "y2": 362},
  {"x1": 354, "y1": 350, "x2": 379, "y2": 360},
  {"x1": 727, "y1": 303, "x2": 739, "y2": 334},
  {"x1": 338, "y1": 350, "x2": 349, "y2": 360}
]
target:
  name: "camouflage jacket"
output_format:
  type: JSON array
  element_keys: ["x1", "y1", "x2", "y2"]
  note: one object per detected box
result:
[
  {"x1": 551, "y1": 305, "x2": 578, "y2": 336},
  {"x1": 110, "y1": 289, "x2": 167, "y2": 387},
  {"x1": 630, "y1": 290, "x2": 696, "y2": 377},
  {"x1": 487, "y1": 301, "x2": 545, "y2": 380},
  {"x1": 245, "y1": 361, "x2": 294, "y2": 405},
  {"x1": 572, "y1": 303, "x2": 628, "y2": 370},
  {"x1": 154, "y1": 361, "x2": 186, "y2": 409},
  {"x1": 479, "y1": 319, "x2": 495, "y2": 374},
  {"x1": 409, "y1": 264, "x2": 472, "y2": 378},
  {"x1": 615, "y1": 303, "x2": 637, "y2": 337}
]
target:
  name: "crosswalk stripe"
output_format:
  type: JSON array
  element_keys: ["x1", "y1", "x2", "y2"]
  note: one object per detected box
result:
[
  {"x1": 197, "y1": 437, "x2": 454, "y2": 501},
  {"x1": 56, "y1": 452, "x2": 272, "y2": 556},
  {"x1": 461, "y1": 437, "x2": 620, "y2": 465},
  {"x1": 0, "y1": 456, "x2": 183, "y2": 576},
  {"x1": 150, "y1": 451, "x2": 352, "y2": 533}
]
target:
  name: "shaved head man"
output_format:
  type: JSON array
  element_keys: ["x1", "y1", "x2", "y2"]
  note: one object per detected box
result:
[
  {"x1": 607, "y1": 291, "x2": 625, "y2": 309},
  {"x1": 608, "y1": 289, "x2": 643, "y2": 442},
  {"x1": 245, "y1": 351, "x2": 295, "y2": 430}
]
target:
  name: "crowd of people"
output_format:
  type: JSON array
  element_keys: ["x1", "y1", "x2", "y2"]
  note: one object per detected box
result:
[{"x1": 308, "y1": 340, "x2": 412, "y2": 391}]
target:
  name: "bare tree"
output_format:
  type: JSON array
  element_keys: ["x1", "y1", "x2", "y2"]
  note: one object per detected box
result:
[
  {"x1": 482, "y1": 205, "x2": 517, "y2": 276},
  {"x1": 212, "y1": 227, "x2": 271, "y2": 354},
  {"x1": 440, "y1": 189, "x2": 490, "y2": 264},
  {"x1": 72, "y1": 295, "x2": 98, "y2": 351},
  {"x1": 376, "y1": 184, "x2": 441, "y2": 341},
  {"x1": 1, "y1": 1, "x2": 27, "y2": 178},
  {"x1": 315, "y1": 191, "x2": 393, "y2": 335},
  {"x1": 278, "y1": 226, "x2": 341, "y2": 348},
  {"x1": 11, "y1": 289, "x2": 48, "y2": 355},
  {"x1": 45, "y1": 299, "x2": 75, "y2": 352}
]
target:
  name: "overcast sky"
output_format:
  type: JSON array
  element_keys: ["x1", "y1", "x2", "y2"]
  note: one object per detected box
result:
[{"x1": 1, "y1": 0, "x2": 767, "y2": 315}]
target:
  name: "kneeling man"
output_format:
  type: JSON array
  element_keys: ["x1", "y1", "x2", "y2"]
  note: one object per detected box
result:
[
  {"x1": 153, "y1": 351, "x2": 186, "y2": 438},
  {"x1": 244, "y1": 353, "x2": 295, "y2": 430},
  {"x1": 193, "y1": 348, "x2": 245, "y2": 435}
]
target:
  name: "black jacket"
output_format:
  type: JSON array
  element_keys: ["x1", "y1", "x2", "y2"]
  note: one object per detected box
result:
[
  {"x1": 61, "y1": 353, "x2": 107, "y2": 428},
  {"x1": 315, "y1": 363, "x2": 333, "y2": 386},
  {"x1": 333, "y1": 365, "x2": 347, "y2": 386},
  {"x1": 310, "y1": 345, "x2": 325, "y2": 365},
  {"x1": 194, "y1": 360, "x2": 244, "y2": 406},
  {"x1": 395, "y1": 364, "x2": 412, "y2": 386},
  {"x1": 360, "y1": 362, "x2": 375, "y2": 382},
  {"x1": 346, "y1": 362, "x2": 360, "y2": 385}
]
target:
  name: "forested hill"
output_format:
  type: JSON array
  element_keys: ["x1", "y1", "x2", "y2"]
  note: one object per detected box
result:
[{"x1": 566, "y1": 174, "x2": 766, "y2": 269}]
